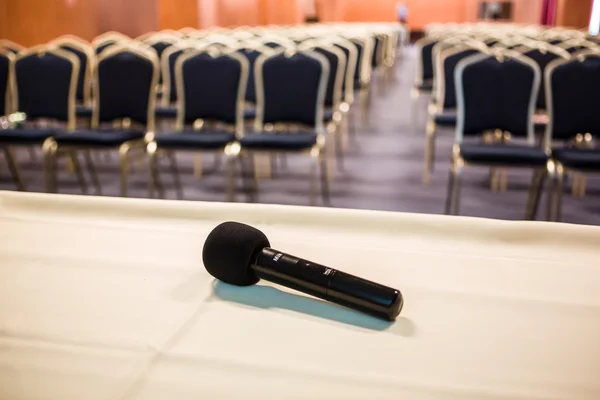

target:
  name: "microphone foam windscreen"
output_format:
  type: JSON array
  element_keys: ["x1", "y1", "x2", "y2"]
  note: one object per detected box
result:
[{"x1": 202, "y1": 221, "x2": 271, "y2": 286}]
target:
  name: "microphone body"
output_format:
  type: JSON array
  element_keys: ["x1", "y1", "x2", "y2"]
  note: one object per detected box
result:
[{"x1": 253, "y1": 248, "x2": 403, "y2": 321}]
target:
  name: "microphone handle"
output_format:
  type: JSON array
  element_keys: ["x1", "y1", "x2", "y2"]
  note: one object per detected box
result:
[{"x1": 252, "y1": 248, "x2": 403, "y2": 321}]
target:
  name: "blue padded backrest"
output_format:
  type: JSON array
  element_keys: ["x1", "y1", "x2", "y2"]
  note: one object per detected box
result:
[
  {"x1": 0, "y1": 54, "x2": 9, "y2": 115},
  {"x1": 259, "y1": 53, "x2": 324, "y2": 126},
  {"x1": 238, "y1": 49, "x2": 262, "y2": 104},
  {"x1": 459, "y1": 57, "x2": 536, "y2": 138},
  {"x1": 420, "y1": 40, "x2": 438, "y2": 81},
  {"x1": 180, "y1": 53, "x2": 243, "y2": 124},
  {"x1": 166, "y1": 48, "x2": 185, "y2": 103},
  {"x1": 15, "y1": 52, "x2": 74, "y2": 121},
  {"x1": 59, "y1": 44, "x2": 89, "y2": 102},
  {"x1": 97, "y1": 51, "x2": 155, "y2": 124},
  {"x1": 522, "y1": 49, "x2": 563, "y2": 110},
  {"x1": 549, "y1": 56, "x2": 600, "y2": 140},
  {"x1": 352, "y1": 40, "x2": 364, "y2": 83},
  {"x1": 333, "y1": 42, "x2": 352, "y2": 95},
  {"x1": 441, "y1": 48, "x2": 480, "y2": 109},
  {"x1": 313, "y1": 47, "x2": 338, "y2": 107}
]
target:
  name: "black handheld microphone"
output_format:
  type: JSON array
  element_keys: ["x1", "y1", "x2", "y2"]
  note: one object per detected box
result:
[{"x1": 202, "y1": 222, "x2": 403, "y2": 321}]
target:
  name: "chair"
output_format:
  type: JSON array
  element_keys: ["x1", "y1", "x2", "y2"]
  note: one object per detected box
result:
[
  {"x1": 515, "y1": 44, "x2": 570, "y2": 113},
  {"x1": 0, "y1": 46, "x2": 81, "y2": 191},
  {"x1": 0, "y1": 50, "x2": 13, "y2": 116},
  {"x1": 143, "y1": 35, "x2": 179, "y2": 121},
  {"x1": 444, "y1": 51, "x2": 550, "y2": 217},
  {"x1": 49, "y1": 36, "x2": 95, "y2": 120},
  {"x1": 543, "y1": 52, "x2": 600, "y2": 221},
  {"x1": 229, "y1": 44, "x2": 274, "y2": 123},
  {"x1": 148, "y1": 49, "x2": 248, "y2": 200},
  {"x1": 235, "y1": 49, "x2": 330, "y2": 206},
  {"x1": 44, "y1": 43, "x2": 159, "y2": 196},
  {"x1": 411, "y1": 36, "x2": 440, "y2": 131},
  {"x1": 299, "y1": 40, "x2": 347, "y2": 168},
  {"x1": 0, "y1": 50, "x2": 20, "y2": 188},
  {"x1": 158, "y1": 42, "x2": 196, "y2": 119},
  {"x1": 0, "y1": 39, "x2": 25, "y2": 54},
  {"x1": 92, "y1": 31, "x2": 130, "y2": 55},
  {"x1": 346, "y1": 35, "x2": 374, "y2": 125},
  {"x1": 423, "y1": 43, "x2": 487, "y2": 184}
]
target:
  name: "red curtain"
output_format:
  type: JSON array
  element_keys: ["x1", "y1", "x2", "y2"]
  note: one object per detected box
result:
[{"x1": 540, "y1": 0, "x2": 558, "y2": 26}]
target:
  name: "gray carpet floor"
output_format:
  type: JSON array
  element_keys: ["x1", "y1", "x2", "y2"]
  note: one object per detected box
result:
[{"x1": 2, "y1": 47, "x2": 599, "y2": 226}]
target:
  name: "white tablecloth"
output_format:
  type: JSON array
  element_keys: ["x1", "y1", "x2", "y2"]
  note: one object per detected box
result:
[{"x1": 1, "y1": 191, "x2": 600, "y2": 400}]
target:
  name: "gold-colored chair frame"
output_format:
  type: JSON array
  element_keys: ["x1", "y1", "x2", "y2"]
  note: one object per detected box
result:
[
  {"x1": 444, "y1": 51, "x2": 549, "y2": 218},
  {"x1": 148, "y1": 48, "x2": 249, "y2": 201},
  {"x1": 49, "y1": 35, "x2": 95, "y2": 107},
  {"x1": 542, "y1": 51, "x2": 600, "y2": 221},
  {"x1": 235, "y1": 48, "x2": 330, "y2": 206},
  {"x1": 423, "y1": 41, "x2": 489, "y2": 185},
  {"x1": 7, "y1": 46, "x2": 82, "y2": 192},
  {"x1": 0, "y1": 39, "x2": 25, "y2": 54},
  {"x1": 43, "y1": 43, "x2": 159, "y2": 197}
]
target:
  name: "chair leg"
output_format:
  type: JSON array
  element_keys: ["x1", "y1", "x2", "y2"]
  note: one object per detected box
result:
[
  {"x1": 309, "y1": 155, "x2": 318, "y2": 206},
  {"x1": 3, "y1": 148, "x2": 26, "y2": 191},
  {"x1": 149, "y1": 150, "x2": 164, "y2": 199},
  {"x1": 226, "y1": 153, "x2": 236, "y2": 203},
  {"x1": 320, "y1": 154, "x2": 331, "y2": 206},
  {"x1": 444, "y1": 168, "x2": 456, "y2": 215},
  {"x1": 578, "y1": 174, "x2": 587, "y2": 198},
  {"x1": 42, "y1": 139, "x2": 58, "y2": 193},
  {"x1": 524, "y1": 168, "x2": 546, "y2": 220},
  {"x1": 166, "y1": 151, "x2": 183, "y2": 200},
  {"x1": 553, "y1": 166, "x2": 565, "y2": 222},
  {"x1": 423, "y1": 120, "x2": 436, "y2": 185},
  {"x1": 119, "y1": 144, "x2": 130, "y2": 197},
  {"x1": 444, "y1": 159, "x2": 463, "y2": 216},
  {"x1": 69, "y1": 152, "x2": 88, "y2": 195},
  {"x1": 451, "y1": 165, "x2": 463, "y2": 215},
  {"x1": 247, "y1": 154, "x2": 258, "y2": 202},
  {"x1": 83, "y1": 150, "x2": 102, "y2": 195},
  {"x1": 332, "y1": 123, "x2": 345, "y2": 172},
  {"x1": 194, "y1": 153, "x2": 203, "y2": 179}
]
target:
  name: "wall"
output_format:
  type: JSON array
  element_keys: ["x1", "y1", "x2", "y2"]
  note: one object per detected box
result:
[
  {"x1": 0, "y1": 0, "x2": 590, "y2": 47},
  {"x1": 95, "y1": 0, "x2": 158, "y2": 38},
  {"x1": 158, "y1": 0, "x2": 199, "y2": 30},
  {"x1": 317, "y1": 0, "x2": 543, "y2": 29},
  {"x1": 1, "y1": 0, "x2": 98, "y2": 46},
  {"x1": 556, "y1": 0, "x2": 592, "y2": 28}
]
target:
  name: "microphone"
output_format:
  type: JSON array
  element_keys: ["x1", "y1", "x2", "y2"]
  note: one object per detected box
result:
[{"x1": 202, "y1": 221, "x2": 403, "y2": 321}]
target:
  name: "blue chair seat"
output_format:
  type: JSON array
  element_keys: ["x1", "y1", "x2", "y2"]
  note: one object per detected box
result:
[
  {"x1": 433, "y1": 113, "x2": 456, "y2": 127},
  {"x1": 459, "y1": 144, "x2": 549, "y2": 166},
  {"x1": 244, "y1": 108, "x2": 256, "y2": 120},
  {"x1": 54, "y1": 129, "x2": 145, "y2": 147},
  {"x1": 155, "y1": 106, "x2": 178, "y2": 119},
  {"x1": 0, "y1": 128, "x2": 58, "y2": 144},
  {"x1": 76, "y1": 105, "x2": 93, "y2": 118},
  {"x1": 552, "y1": 148, "x2": 600, "y2": 171},
  {"x1": 156, "y1": 131, "x2": 236, "y2": 150},
  {"x1": 240, "y1": 133, "x2": 317, "y2": 151}
]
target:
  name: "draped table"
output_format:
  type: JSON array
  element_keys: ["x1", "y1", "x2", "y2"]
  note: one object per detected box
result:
[{"x1": 1, "y1": 191, "x2": 599, "y2": 400}]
